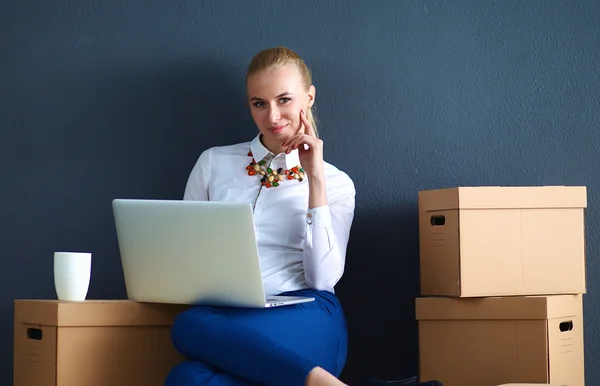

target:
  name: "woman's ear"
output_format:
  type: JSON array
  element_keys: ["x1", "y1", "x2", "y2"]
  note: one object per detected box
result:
[{"x1": 307, "y1": 85, "x2": 316, "y2": 108}]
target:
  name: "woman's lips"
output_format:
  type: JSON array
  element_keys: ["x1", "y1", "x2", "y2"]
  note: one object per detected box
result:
[{"x1": 269, "y1": 124, "x2": 287, "y2": 133}]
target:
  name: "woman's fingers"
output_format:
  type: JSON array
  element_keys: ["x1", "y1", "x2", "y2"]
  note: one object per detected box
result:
[
  {"x1": 283, "y1": 134, "x2": 319, "y2": 154},
  {"x1": 281, "y1": 110, "x2": 320, "y2": 154},
  {"x1": 285, "y1": 136, "x2": 306, "y2": 154},
  {"x1": 299, "y1": 110, "x2": 316, "y2": 138}
]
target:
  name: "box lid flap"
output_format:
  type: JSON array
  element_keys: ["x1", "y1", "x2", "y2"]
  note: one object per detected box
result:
[
  {"x1": 415, "y1": 295, "x2": 581, "y2": 320},
  {"x1": 14, "y1": 300, "x2": 190, "y2": 326},
  {"x1": 419, "y1": 186, "x2": 587, "y2": 211}
]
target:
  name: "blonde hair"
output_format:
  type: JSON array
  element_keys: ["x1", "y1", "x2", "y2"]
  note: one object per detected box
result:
[{"x1": 246, "y1": 47, "x2": 318, "y2": 137}]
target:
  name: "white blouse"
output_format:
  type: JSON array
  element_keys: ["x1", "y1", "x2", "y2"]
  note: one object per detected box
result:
[{"x1": 183, "y1": 134, "x2": 356, "y2": 296}]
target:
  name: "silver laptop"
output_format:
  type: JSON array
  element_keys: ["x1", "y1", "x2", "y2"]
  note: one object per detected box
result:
[{"x1": 111, "y1": 199, "x2": 314, "y2": 308}]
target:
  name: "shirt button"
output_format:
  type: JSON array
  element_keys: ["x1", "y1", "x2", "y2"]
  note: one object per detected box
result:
[
  {"x1": 307, "y1": 219, "x2": 313, "y2": 225},
  {"x1": 307, "y1": 213, "x2": 313, "y2": 218}
]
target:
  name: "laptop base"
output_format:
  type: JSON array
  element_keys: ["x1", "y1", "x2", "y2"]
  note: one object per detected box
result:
[{"x1": 265, "y1": 296, "x2": 315, "y2": 308}]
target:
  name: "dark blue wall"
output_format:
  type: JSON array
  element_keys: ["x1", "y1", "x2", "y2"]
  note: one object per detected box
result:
[{"x1": 2, "y1": 1, "x2": 598, "y2": 384}]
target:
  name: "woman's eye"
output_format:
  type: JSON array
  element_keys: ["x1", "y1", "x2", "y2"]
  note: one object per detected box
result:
[
  {"x1": 253, "y1": 101, "x2": 264, "y2": 108},
  {"x1": 278, "y1": 97, "x2": 291, "y2": 104}
]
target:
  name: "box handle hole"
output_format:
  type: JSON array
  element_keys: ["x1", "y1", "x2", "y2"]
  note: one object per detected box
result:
[
  {"x1": 27, "y1": 328, "x2": 43, "y2": 340},
  {"x1": 430, "y1": 215, "x2": 445, "y2": 226},
  {"x1": 559, "y1": 321, "x2": 573, "y2": 332}
]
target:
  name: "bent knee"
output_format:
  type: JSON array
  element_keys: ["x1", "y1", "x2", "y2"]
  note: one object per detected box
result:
[
  {"x1": 171, "y1": 307, "x2": 222, "y2": 354},
  {"x1": 165, "y1": 360, "x2": 217, "y2": 386}
]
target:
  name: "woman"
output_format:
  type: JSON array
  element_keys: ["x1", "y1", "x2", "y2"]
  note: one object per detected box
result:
[{"x1": 165, "y1": 46, "x2": 356, "y2": 386}]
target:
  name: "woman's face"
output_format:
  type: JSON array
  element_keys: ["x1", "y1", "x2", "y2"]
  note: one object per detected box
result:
[{"x1": 247, "y1": 65, "x2": 315, "y2": 153}]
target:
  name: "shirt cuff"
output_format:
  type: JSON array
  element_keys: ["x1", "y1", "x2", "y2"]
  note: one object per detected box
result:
[{"x1": 306, "y1": 205, "x2": 332, "y2": 227}]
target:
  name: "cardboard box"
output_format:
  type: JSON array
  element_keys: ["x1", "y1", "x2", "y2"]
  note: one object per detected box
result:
[
  {"x1": 14, "y1": 300, "x2": 190, "y2": 386},
  {"x1": 418, "y1": 186, "x2": 587, "y2": 297},
  {"x1": 416, "y1": 295, "x2": 584, "y2": 386}
]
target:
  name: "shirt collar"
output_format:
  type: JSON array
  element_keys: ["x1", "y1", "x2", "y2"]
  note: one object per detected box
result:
[{"x1": 250, "y1": 134, "x2": 301, "y2": 170}]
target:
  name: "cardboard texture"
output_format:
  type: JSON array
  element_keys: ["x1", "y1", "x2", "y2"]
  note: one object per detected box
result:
[
  {"x1": 416, "y1": 295, "x2": 585, "y2": 386},
  {"x1": 418, "y1": 186, "x2": 587, "y2": 297},
  {"x1": 14, "y1": 300, "x2": 190, "y2": 386}
]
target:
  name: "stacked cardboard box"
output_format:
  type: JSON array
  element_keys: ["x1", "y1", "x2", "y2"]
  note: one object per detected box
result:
[
  {"x1": 415, "y1": 186, "x2": 587, "y2": 386},
  {"x1": 13, "y1": 300, "x2": 190, "y2": 386}
]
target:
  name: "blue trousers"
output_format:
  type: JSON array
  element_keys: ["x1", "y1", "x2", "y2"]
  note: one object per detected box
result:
[{"x1": 165, "y1": 289, "x2": 348, "y2": 386}]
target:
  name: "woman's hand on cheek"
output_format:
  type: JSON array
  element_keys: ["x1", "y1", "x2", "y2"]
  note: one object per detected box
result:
[{"x1": 281, "y1": 110, "x2": 324, "y2": 180}]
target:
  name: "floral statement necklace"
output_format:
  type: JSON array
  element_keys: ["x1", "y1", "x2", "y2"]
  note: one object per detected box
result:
[{"x1": 245, "y1": 151, "x2": 305, "y2": 188}]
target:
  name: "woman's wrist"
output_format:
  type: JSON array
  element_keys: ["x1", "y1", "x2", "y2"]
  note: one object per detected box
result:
[{"x1": 307, "y1": 175, "x2": 327, "y2": 209}]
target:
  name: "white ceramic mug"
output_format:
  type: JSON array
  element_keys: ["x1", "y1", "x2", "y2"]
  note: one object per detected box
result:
[{"x1": 54, "y1": 252, "x2": 92, "y2": 301}]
